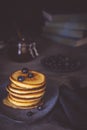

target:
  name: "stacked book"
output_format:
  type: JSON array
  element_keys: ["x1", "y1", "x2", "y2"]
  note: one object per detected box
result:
[{"x1": 42, "y1": 13, "x2": 87, "y2": 47}]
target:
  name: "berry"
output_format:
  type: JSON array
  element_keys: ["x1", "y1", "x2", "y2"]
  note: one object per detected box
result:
[
  {"x1": 27, "y1": 111, "x2": 33, "y2": 117},
  {"x1": 17, "y1": 76, "x2": 25, "y2": 82},
  {"x1": 37, "y1": 105, "x2": 43, "y2": 111},
  {"x1": 22, "y1": 68, "x2": 28, "y2": 74},
  {"x1": 28, "y1": 72, "x2": 34, "y2": 78}
]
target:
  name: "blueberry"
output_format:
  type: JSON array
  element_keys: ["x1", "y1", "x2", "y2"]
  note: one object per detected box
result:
[
  {"x1": 22, "y1": 68, "x2": 28, "y2": 73},
  {"x1": 27, "y1": 111, "x2": 33, "y2": 117},
  {"x1": 28, "y1": 72, "x2": 34, "y2": 78},
  {"x1": 37, "y1": 105, "x2": 43, "y2": 111},
  {"x1": 17, "y1": 76, "x2": 25, "y2": 82}
]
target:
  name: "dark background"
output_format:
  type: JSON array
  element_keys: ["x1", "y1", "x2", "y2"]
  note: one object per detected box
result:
[
  {"x1": 0, "y1": 1, "x2": 87, "y2": 129},
  {"x1": 0, "y1": 0, "x2": 86, "y2": 40}
]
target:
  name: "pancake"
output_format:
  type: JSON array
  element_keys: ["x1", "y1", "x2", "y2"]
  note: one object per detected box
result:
[
  {"x1": 3, "y1": 68, "x2": 46, "y2": 109},
  {"x1": 10, "y1": 70, "x2": 46, "y2": 89},
  {"x1": 9, "y1": 94, "x2": 41, "y2": 103},
  {"x1": 7, "y1": 85, "x2": 46, "y2": 94},
  {"x1": 6, "y1": 87, "x2": 45, "y2": 99},
  {"x1": 7, "y1": 96, "x2": 41, "y2": 106},
  {"x1": 3, "y1": 98, "x2": 42, "y2": 109},
  {"x1": 8, "y1": 83, "x2": 46, "y2": 92}
]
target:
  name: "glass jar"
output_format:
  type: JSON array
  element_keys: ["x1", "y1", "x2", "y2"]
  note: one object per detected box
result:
[{"x1": 8, "y1": 35, "x2": 39, "y2": 62}]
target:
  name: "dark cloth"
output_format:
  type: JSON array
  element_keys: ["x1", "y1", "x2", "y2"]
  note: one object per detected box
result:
[{"x1": 59, "y1": 85, "x2": 87, "y2": 130}]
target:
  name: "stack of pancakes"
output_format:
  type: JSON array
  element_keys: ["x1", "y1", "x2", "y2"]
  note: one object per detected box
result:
[{"x1": 3, "y1": 69, "x2": 46, "y2": 109}]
